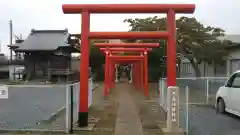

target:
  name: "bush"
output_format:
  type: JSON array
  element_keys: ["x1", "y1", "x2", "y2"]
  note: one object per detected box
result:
[
  {"x1": 94, "y1": 67, "x2": 104, "y2": 81},
  {"x1": 148, "y1": 67, "x2": 163, "y2": 82}
]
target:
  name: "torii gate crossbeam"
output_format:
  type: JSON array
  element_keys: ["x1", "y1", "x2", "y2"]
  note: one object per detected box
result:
[
  {"x1": 96, "y1": 43, "x2": 158, "y2": 47},
  {"x1": 100, "y1": 47, "x2": 152, "y2": 52},
  {"x1": 62, "y1": 4, "x2": 195, "y2": 13}
]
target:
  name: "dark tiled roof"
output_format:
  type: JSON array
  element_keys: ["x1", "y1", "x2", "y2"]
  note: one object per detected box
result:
[
  {"x1": 224, "y1": 43, "x2": 240, "y2": 50},
  {"x1": 219, "y1": 35, "x2": 240, "y2": 50},
  {"x1": 218, "y1": 35, "x2": 240, "y2": 43},
  {"x1": 10, "y1": 29, "x2": 71, "y2": 51}
]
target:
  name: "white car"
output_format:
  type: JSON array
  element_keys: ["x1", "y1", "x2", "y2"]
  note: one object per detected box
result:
[{"x1": 216, "y1": 70, "x2": 240, "y2": 116}]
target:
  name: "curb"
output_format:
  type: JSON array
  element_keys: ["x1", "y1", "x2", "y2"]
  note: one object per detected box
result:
[
  {"x1": 188, "y1": 103, "x2": 215, "y2": 108},
  {"x1": 41, "y1": 106, "x2": 66, "y2": 123},
  {"x1": 44, "y1": 83, "x2": 101, "y2": 122},
  {"x1": 0, "y1": 128, "x2": 64, "y2": 134},
  {"x1": 92, "y1": 83, "x2": 101, "y2": 91}
]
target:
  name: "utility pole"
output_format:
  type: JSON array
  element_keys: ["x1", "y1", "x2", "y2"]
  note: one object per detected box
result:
[{"x1": 9, "y1": 20, "x2": 13, "y2": 62}]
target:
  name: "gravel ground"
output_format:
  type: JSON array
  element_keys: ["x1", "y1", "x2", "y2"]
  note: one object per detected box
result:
[
  {"x1": 76, "y1": 82, "x2": 166, "y2": 135},
  {"x1": 74, "y1": 84, "x2": 118, "y2": 135}
]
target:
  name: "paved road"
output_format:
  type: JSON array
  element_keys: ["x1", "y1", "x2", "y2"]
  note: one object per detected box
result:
[
  {"x1": 176, "y1": 79, "x2": 240, "y2": 135},
  {"x1": 180, "y1": 106, "x2": 240, "y2": 135},
  {"x1": 0, "y1": 85, "x2": 66, "y2": 130}
]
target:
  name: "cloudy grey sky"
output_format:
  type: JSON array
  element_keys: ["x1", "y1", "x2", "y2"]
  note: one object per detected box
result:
[{"x1": 0, "y1": 0, "x2": 239, "y2": 56}]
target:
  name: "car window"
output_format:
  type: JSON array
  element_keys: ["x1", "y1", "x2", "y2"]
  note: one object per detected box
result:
[
  {"x1": 226, "y1": 74, "x2": 235, "y2": 87},
  {"x1": 231, "y1": 73, "x2": 240, "y2": 88}
]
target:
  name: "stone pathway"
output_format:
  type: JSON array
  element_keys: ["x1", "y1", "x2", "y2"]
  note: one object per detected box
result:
[{"x1": 114, "y1": 84, "x2": 144, "y2": 135}]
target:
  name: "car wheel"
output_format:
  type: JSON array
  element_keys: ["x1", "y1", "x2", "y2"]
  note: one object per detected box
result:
[{"x1": 217, "y1": 98, "x2": 225, "y2": 113}]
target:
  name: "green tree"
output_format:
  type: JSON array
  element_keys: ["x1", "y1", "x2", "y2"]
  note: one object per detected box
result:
[
  {"x1": 148, "y1": 41, "x2": 167, "y2": 81},
  {"x1": 124, "y1": 16, "x2": 231, "y2": 77},
  {"x1": 90, "y1": 39, "x2": 106, "y2": 80}
]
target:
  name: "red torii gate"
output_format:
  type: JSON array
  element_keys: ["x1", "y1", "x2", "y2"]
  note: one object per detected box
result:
[
  {"x1": 97, "y1": 44, "x2": 157, "y2": 98},
  {"x1": 109, "y1": 58, "x2": 144, "y2": 89},
  {"x1": 100, "y1": 47, "x2": 152, "y2": 88},
  {"x1": 105, "y1": 59, "x2": 140, "y2": 91},
  {"x1": 99, "y1": 47, "x2": 154, "y2": 97},
  {"x1": 109, "y1": 55, "x2": 144, "y2": 86},
  {"x1": 62, "y1": 3, "x2": 195, "y2": 128}
]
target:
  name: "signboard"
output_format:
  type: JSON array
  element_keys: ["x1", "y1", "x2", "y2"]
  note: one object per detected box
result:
[
  {"x1": 0, "y1": 85, "x2": 8, "y2": 99},
  {"x1": 166, "y1": 86, "x2": 179, "y2": 130}
]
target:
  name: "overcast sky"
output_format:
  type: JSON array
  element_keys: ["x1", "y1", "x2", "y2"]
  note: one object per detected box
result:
[{"x1": 0, "y1": 0, "x2": 239, "y2": 56}]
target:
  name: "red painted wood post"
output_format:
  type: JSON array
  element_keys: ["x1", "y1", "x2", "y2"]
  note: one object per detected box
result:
[
  {"x1": 112, "y1": 63, "x2": 115, "y2": 87},
  {"x1": 132, "y1": 63, "x2": 134, "y2": 85},
  {"x1": 144, "y1": 51, "x2": 149, "y2": 97},
  {"x1": 110, "y1": 62, "x2": 112, "y2": 88},
  {"x1": 140, "y1": 60, "x2": 142, "y2": 88},
  {"x1": 140, "y1": 59, "x2": 144, "y2": 89},
  {"x1": 135, "y1": 63, "x2": 137, "y2": 87},
  {"x1": 167, "y1": 9, "x2": 177, "y2": 87},
  {"x1": 140, "y1": 59, "x2": 142, "y2": 89},
  {"x1": 130, "y1": 64, "x2": 133, "y2": 83},
  {"x1": 111, "y1": 62, "x2": 115, "y2": 88},
  {"x1": 133, "y1": 63, "x2": 136, "y2": 86},
  {"x1": 115, "y1": 63, "x2": 118, "y2": 83},
  {"x1": 108, "y1": 60, "x2": 112, "y2": 89},
  {"x1": 137, "y1": 61, "x2": 140, "y2": 88},
  {"x1": 78, "y1": 11, "x2": 90, "y2": 127},
  {"x1": 140, "y1": 61, "x2": 142, "y2": 88},
  {"x1": 142, "y1": 59, "x2": 145, "y2": 89},
  {"x1": 110, "y1": 61, "x2": 113, "y2": 89},
  {"x1": 104, "y1": 51, "x2": 109, "y2": 96},
  {"x1": 136, "y1": 61, "x2": 138, "y2": 87},
  {"x1": 137, "y1": 61, "x2": 139, "y2": 87}
]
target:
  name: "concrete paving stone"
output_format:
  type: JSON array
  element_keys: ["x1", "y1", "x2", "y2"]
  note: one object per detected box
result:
[{"x1": 114, "y1": 84, "x2": 144, "y2": 135}]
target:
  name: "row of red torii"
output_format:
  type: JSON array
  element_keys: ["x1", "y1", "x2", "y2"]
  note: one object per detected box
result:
[
  {"x1": 62, "y1": 3, "x2": 195, "y2": 131},
  {"x1": 98, "y1": 45, "x2": 156, "y2": 97}
]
